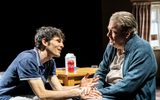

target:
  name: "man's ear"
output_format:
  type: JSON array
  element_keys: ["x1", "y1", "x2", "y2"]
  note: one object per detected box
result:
[
  {"x1": 42, "y1": 38, "x2": 48, "y2": 46},
  {"x1": 126, "y1": 30, "x2": 132, "y2": 39}
]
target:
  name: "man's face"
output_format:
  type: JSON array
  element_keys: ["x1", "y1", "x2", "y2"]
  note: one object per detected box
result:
[
  {"x1": 45, "y1": 36, "x2": 64, "y2": 58},
  {"x1": 107, "y1": 20, "x2": 126, "y2": 49}
]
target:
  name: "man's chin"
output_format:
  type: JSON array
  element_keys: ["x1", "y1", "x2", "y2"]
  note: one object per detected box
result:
[
  {"x1": 54, "y1": 54, "x2": 61, "y2": 58},
  {"x1": 109, "y1": 42, "x2": 117, "y2": 48},
  {"x1": 109, "y1": 42, "x2": 116, "y2": 47},
  {"x1": 109, "y1": 42, "x2": 113, "y2": 45}
]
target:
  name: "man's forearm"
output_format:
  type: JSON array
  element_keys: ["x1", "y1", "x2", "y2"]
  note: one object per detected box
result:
[{"x1": 63, "y1": 85, "x2": 80, "y2": 90}]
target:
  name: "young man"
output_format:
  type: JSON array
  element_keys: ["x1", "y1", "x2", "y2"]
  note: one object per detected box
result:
[
  {"x1": 0, "y1": 26, "x2": 84, "y2": 100},
  {"x1": 82, "y1": 11, "x2": 158, "y2": 100}
]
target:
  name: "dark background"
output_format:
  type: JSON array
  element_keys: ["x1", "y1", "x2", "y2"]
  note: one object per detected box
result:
[{"x1": 0, "y1": 0, "x2": 132, "y2": 71}]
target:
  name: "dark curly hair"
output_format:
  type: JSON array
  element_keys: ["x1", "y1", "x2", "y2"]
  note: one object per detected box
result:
[{"x1": 34, "y1": 26, "x2": 65, "y2": 50}]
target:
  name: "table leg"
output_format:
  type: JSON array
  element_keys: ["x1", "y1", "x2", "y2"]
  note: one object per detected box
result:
[{"x1": 67, "y1": 78, "x2": 75, "y2": 86}]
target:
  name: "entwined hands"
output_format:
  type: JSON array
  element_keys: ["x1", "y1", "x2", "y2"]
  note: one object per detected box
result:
[{"x1": 79, "y1": 73, "x2": 102, "y2": 100}]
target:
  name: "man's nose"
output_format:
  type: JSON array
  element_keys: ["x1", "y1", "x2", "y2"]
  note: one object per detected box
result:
[
  {"x1": 60, "y1": 42, "x2": 64, "y2": 48},
  {"x1": 107, "y1": 31, "x2": 110, "y2": 37}
]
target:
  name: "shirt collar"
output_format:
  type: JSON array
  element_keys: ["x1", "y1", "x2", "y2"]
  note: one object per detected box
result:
[
  {"x1": 33, "y1": 47, "x2": 55, "y2": 67},
  {"x1": 33, "y1": 47, "x2": 42, "y2": 67},
  {"x1": 124, "y1": 33, "x2": 137, "y2": 53}
]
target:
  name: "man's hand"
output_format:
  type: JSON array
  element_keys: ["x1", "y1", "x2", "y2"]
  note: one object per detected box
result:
[
  {"x1": 80, "y1": 73, "x2": 100, "y2": 87},
  {"x1": 80, "y1": 87, "x2": 102, "y2": 100},
  {"x1": 80, "y1": 73, "x2": 100, "y2": 98}
]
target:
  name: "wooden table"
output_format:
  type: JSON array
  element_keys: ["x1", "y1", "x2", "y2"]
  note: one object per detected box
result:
[{"x1": 56, "y1": 67, "x2": 97, "y2": 86}]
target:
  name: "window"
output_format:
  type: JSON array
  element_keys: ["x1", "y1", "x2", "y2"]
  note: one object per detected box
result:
[{"x1": 150, "y1": 2, "x2": 160, "y2": 49}]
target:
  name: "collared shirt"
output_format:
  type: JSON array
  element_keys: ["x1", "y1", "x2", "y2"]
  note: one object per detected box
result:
[{"x1": 0, "y1": 47, "x2": 56, "y2": 98}]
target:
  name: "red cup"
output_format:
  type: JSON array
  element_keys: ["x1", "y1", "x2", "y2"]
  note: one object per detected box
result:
[{"x1": 67, "y1": 60, "x2": 74, "y2": 73}]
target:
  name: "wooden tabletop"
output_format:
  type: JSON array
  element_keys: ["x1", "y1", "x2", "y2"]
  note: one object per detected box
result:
[
  {"x1": 56, "y1": 67, "x2": 97, "y2": 86},
  {"x1": 56, "y1": 67, "x2": 97, "y2": 77}
]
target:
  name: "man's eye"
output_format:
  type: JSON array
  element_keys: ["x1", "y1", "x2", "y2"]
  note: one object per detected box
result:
[
  {"x1": 113, "y1": 30, "x2": 118, "y2": 34},
  {"x1": 57, "y1": 39, "x2": 64, "y2": 43},
  {"x1": 57, "y1": 40, "x2": 61, "y2": 43}
]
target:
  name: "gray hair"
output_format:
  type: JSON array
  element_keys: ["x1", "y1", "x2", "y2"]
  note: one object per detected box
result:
[{"x1": 110, "y1": 11, "x2": 138, "y2": 33}]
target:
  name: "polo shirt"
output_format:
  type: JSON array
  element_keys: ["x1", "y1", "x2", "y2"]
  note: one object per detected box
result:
[{"x1": 0, "y1": 47, "x2": 56, "y2": 99}]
